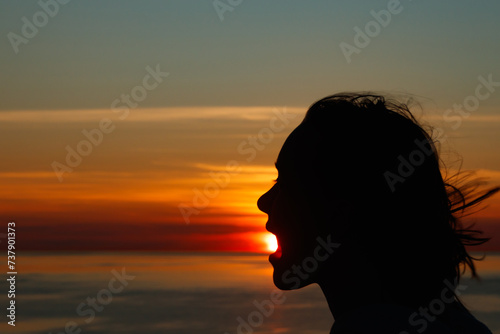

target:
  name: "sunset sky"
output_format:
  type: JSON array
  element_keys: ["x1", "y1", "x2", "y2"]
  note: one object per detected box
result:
[{"x1": 1, "y1": 1, "x2": 500, "y2": 252}]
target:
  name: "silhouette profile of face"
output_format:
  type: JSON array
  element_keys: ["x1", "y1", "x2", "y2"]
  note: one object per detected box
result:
[
  {"x1": 258, "y1": 123, "x2": 330, "y2": 290},
  {"x1": 257, "y1": 93, "x2": 500, "y2": 328}
]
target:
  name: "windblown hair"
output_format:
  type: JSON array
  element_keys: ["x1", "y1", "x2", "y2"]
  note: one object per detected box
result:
[{"x1": 300, "y1": 92, "x2": 499, "y2": 309}]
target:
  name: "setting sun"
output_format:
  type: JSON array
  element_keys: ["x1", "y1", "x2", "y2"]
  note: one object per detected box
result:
[{"x1": 265, "y1": 234, "x2": 278, "y2": 252}]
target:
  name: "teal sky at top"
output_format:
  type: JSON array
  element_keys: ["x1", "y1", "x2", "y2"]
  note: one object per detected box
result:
[{"x1": 1, "y1": 0, "x2": 500, "y2": 111}]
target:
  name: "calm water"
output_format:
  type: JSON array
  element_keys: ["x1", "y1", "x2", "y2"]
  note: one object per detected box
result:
[{"x1": 0, "y1": 252, "x2": 499, "y2": 334}]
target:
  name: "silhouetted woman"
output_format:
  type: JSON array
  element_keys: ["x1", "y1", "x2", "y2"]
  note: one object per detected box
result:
[{"x1": 258, "y1": 93, "x2": 498, "y2": 334}]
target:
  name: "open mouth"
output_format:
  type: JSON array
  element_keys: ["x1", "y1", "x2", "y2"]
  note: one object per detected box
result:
[{"x1": 269, "y1": 241, "x2": 282, "y2": 262}]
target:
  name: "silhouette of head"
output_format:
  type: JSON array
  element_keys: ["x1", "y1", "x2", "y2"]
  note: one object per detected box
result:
[{"x1": 258, "y1": 93, "x2": 497, "y2": 310}]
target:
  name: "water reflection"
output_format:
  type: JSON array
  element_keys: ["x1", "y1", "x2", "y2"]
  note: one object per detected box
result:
[{"x1": 1, "y1": 252, "x2": 498, "y2": 334}]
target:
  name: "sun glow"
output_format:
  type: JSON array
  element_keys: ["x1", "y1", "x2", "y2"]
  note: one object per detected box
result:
[{"x1": 265, "y1": 234, "x2": 278, "y2": 252}]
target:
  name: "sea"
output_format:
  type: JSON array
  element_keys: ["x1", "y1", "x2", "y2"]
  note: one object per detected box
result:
[{"x1": 0, "y1": 252, "x2": 499, "y2": 334}]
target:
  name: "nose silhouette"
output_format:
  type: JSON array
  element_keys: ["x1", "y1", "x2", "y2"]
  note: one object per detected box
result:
[{"x1": 257, "y1": 184, "x2": 277, "y2": 214}]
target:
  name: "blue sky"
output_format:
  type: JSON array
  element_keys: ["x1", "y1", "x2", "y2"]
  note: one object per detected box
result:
[{"x1": 1, "y1": 0, "x2": 500, "y2": 110}]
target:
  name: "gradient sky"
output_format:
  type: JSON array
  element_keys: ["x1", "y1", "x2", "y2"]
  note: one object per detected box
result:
[{"x1": 1, "y1": 0, "x2": 499, "y2": 252}]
